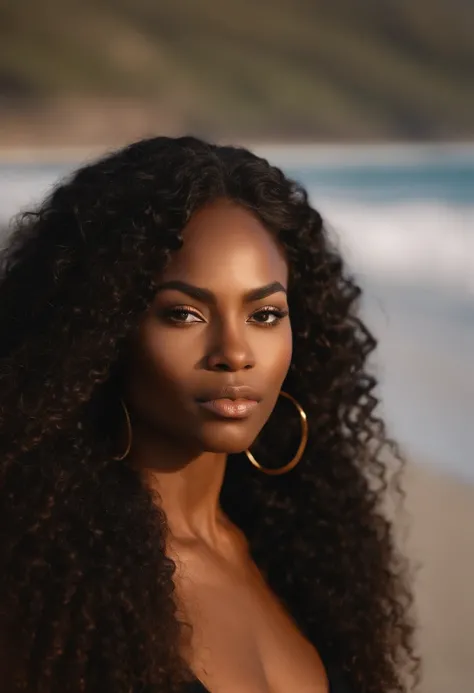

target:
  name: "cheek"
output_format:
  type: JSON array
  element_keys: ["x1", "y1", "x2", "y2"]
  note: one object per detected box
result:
[
  {"x1": 259, "y1": 328, "x2": 293, "y2": 382},
  {"x1": 126, "y1": 324, "x2": 196, "y2": 410},
  {"x1": 143, "y1": 329, "x2": 191, "y2": 382}
]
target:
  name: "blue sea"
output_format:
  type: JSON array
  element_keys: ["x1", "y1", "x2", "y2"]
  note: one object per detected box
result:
[{"x1": 1, "y1": 144, "x2": 473, "y2": 481}]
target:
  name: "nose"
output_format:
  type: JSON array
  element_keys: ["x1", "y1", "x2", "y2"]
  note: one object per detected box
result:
[{"x1": 206, "y1": 321, "x2": 255, "y2": 372}]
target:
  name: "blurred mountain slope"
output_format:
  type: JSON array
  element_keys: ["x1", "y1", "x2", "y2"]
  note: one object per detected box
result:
[{"x1": 1, "y1": 0, "x2": 473, "y2": 139}]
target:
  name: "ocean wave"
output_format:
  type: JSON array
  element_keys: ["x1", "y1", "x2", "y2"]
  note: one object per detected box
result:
[
  {"x1": 313, "y1": 196, "x2": 474, "y2": 294},
  {"x1": 1, "y1": 167, "x2": 473, "y2": 296},
  {"x1": 0, "y1": 170, "x2": 65, "y2": 230}
]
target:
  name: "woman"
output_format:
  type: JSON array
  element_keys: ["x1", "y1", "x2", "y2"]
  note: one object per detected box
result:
[{"x1": 0, "y1": 137, "x2": 418, "y2": 693}]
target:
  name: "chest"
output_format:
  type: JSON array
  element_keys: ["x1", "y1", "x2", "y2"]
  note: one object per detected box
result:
[{"x1": 174, "y1": 550, "x2": 328, "y2": 693}]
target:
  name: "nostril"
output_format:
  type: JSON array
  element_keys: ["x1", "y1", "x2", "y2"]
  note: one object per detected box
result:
[{"x1": 211, "y1": 362, "x2": 232, "y2": 372}]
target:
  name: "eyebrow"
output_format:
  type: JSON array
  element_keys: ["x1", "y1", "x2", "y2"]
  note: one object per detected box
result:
[{"x1": 155, "y1": 280, "x2": 287, "y2": 303}]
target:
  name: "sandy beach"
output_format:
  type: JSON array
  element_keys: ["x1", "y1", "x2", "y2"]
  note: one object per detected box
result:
[{"x1": 402, "y1": 462, "x2": 474, "y2": 692}]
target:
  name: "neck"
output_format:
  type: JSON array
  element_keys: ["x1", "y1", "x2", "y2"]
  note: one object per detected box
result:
[{"x1": 129, "y1": 425, "x2": 228, "y2": 544}]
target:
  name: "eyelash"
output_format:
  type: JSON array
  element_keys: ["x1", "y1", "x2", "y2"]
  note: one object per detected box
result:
[{"x1": 162, "y1": 305, "x2": 289, "y2": 327}]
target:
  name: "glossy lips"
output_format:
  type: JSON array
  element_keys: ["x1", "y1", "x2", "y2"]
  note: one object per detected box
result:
[
  {"x1": 196, "y1": 385, "x2": 261, "y2": 419},
  {"x1": 198, "y1": 398, "x2": 259, "y2": 418}
]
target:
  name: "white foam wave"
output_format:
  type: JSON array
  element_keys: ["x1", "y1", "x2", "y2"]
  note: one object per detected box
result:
[
  {"x1": 1, "y1": 169, "x2": 473, "y2": 295},
  {"x1": 0, "y1": 172, "x2": 64, "y2": 229},
  {"x1": 312, "y1": 196, "x2": 474, "y2": 294}
]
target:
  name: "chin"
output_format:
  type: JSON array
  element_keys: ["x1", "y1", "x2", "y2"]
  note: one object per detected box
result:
[
  {"x1": 199, "y1": 424, "x2": 258, "y2": 455},
  {"x1": 202, "y1": 438, "x2": 252, "y2": 455}
]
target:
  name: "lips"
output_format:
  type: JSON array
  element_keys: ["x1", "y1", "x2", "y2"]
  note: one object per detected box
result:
[
  {"x1": 198, "y1": 398, "x2": 259, "y2": 418},
  {"x1": 196, "y1": 385, "x2": 262, "y2": 419}
]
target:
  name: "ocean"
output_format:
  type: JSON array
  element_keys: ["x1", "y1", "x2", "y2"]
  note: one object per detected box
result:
[{"x1": 1, "y1": 144, "x2": 473, "y2": 481}]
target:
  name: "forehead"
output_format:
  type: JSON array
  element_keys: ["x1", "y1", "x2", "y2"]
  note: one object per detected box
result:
[{"x1": 160, "y1": 199, "x2": 288, "y2": 286}]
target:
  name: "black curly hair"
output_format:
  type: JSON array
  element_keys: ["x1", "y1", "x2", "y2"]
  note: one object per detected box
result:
[{"x1": 0, "y1": 136, "x2": 418, "y2": 693}]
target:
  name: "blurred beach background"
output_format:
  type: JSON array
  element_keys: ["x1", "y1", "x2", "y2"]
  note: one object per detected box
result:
[{"x1": 0, "y1": 1, "x2": 473, "y2": 690}]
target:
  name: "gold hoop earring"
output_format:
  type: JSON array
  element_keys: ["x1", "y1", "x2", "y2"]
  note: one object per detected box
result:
[
  {"x1": 113, "y1": 399, "x2": 132, "y2": 461},
  {"x1": 245, "y1": 391, "x2": 308, "y2": 476}
]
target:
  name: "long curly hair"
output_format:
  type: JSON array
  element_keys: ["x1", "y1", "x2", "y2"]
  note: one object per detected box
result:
[{"x1": 0, "y1": 136, "x2": 418, "y2": 693}]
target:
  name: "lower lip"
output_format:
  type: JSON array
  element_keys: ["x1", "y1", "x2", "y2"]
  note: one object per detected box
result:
[{"x1": 197, "y1": 398, "x2": 259, "y2": 419}]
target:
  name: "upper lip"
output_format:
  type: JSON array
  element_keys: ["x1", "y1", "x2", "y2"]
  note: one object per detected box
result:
[{"x1": 196, "y1": 385, "x2": 262, "y2": 402}]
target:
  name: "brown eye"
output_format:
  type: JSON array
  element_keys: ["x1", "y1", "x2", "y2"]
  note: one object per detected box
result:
[
  {"x1": 162, "y1": 307, "x2": 204, "y2": 324},
  {"x1": 249, "y1": 308, "x2": 289, "y2": 326}
]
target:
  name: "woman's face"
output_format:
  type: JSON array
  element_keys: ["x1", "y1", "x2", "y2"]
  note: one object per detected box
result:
[{"x1": 125, "y1": 198, "x2": 292, "y2": 456}]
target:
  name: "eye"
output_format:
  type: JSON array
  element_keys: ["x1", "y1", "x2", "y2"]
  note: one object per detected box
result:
[
  {"x1": 249, "y1": 307, "x2": 289, "y2": 326},
  {"x1": 162, "y1": 306, "x2": 205, "y2": 324}
]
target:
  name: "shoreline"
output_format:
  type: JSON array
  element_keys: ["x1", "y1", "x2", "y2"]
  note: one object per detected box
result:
[
  {"x1": 402, "y1": 462, "x2": 474, "y2": 693},
  {"x1": 0, "y1": 141, "x2": 474, "y2": 166}
]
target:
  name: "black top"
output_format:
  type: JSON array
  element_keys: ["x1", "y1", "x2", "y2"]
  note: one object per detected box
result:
[{"x1": 184, "y1": 661, "x2": 354, "y2": 692}]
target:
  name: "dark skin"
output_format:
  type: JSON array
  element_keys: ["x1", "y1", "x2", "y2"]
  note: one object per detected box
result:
[{"x1": 124, "y1": 199, "x2": 328, "y2": 693}]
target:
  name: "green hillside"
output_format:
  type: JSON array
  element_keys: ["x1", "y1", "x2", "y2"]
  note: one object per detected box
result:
[{"x1": 1, "y1": 0, "x2": 473, "y2": 140}]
